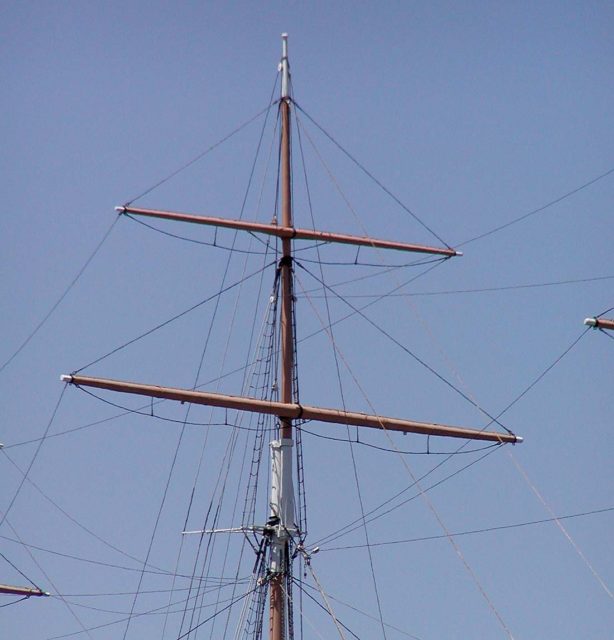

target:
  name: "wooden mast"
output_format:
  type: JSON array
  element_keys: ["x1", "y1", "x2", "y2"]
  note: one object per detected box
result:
[{"x1": 270, "y1": 31, "x2": 293, "y2": 640}]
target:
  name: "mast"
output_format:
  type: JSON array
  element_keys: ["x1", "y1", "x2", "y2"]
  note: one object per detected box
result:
[{"x1": 270, "y1": 31, "x2": 294, "y2": 640}]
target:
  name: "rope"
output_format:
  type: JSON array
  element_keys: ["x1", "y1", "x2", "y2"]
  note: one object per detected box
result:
[
  {"x1": 295, "y1": 260, "x2": 516, "y2": 436},
  {"x1": 73, "y1": 261, "x2": 274, "y2": 372},
  {"x1": 0, "y1": 215, "x2": 119, "y2": 374},
  {"x1": 322, "y1": 506, "x2": 614, "y2": 551},
  {"x1": 457, "y1": 166, "x2": 614, "y2": 247},
  {"x1": 0, "y1": 385, "x2": 67, "y2": 529},
  {"x1": 124, "y1": 103, "x2": 276, "y2": 206},
  {"x1": 294, "y1": 101, "x2": 453, "y2": 249},
  {"x1": 0, "y1": 549, "x2": 41, "y2": 591}
]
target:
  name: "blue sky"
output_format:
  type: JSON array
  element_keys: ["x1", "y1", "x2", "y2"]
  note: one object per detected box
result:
[{"x1": 1, "y1": 2, "x2": 613, "y2": 639}]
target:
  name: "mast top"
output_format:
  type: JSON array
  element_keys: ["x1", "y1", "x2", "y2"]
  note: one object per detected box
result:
[{"x1": 280, "y1": 32, "x2": 290, "y2": 99}]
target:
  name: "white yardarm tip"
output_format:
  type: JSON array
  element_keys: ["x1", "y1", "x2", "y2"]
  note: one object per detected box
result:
[
  {"x1": 115, "y1": 206, "x2": 126, "y2": 213},
  {"x1": 515, "y1": 436, "x2": 524, "y2": 444},
  {"x1": 455, "y1": 250, "x2": 464, "y2": 256},
  {"x1": 60, "y1": 374, "x2": 72, "y2": 383},
  {"x1": 584, "y1": 317, "x2": 597, "y2": 327}
]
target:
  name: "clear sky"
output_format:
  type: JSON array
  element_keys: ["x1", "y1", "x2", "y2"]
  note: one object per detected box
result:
[{"x1": 1, "y1": 2, "x2": 613, "y2": 639}]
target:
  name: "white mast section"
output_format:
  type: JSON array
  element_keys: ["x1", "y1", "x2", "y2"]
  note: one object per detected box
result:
[{"x1": 280, "y1": 33, "x2": 290, "y2": 99}]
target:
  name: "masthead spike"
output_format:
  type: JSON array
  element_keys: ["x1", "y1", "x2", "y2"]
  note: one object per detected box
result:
[{"x1": 280, "y1": 33, "x2": 290, "y2": 99}]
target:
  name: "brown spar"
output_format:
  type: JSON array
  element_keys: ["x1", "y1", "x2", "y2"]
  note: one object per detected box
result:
[
  {"x1": 584, "y1": 317, "x2": 614, "y2": 331},
  {"x1": 60, "y1": 374, "x2": 523, "y2": 444},
  {"x1": 116, "y1": 205, "x2": 461, "y2": 258},
  {"x1": 0, "y1": 584, "x2": 49, "y2": 597}
]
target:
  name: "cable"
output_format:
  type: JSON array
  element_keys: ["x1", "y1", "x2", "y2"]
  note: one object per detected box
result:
[
  {"x1": 0, "y1": 385, "x2": 66, "y2": 530},
  {"x1": 124, "y1": 103, "x2": 275, "y2": 206},
  {"x1": 0, "y1": 550, "x2": 41, "y2": 591},
  {"x1": 295, "y1": 259, "x2": 516, "y2": 436},
  {"x1": 298, "y1": 424, "x2": 501, "y2": 455},
  {"x1": 0, "y1": 596, "x2": 29, "y2": 607},
  {"x1": 297, "y1": 579, "x2": 425, "y2": 640},
  {"x1": 0, "y1": 215, "x2": 119, "y2": 374},
  {"x1": 292, "y1": 578, "x2": 359, "y2": 639},
  {"x1": 294, "y1": 101, "x2": 453, "y2": 249},
  {"x1": 72, "y1": 260, "x2": 274, "y2": 372},
  {"x1": 322, "y1": 506, "x2": 614, "y2": 551},
  {"x1": 72, "y1": 386, "x2": 266, "y2": 432},
  {"x1": 125, "y1": 214, "x2": 271, "y2": 255},
  {"x1": 0, "y1": 531, "x2": 247, "y2": 582},
  {"x1": 309, "y1": 273, "x2": 614, "y2": 300},
  {"x1": 458, "y1": 166, "x2": 614, "y2": 247},
  {"x1": 313, "y1": 444, "x2": 502, "y2": 549},
  {"x1": 481, "y1": 329, "x2": 589, "y2": 428}
]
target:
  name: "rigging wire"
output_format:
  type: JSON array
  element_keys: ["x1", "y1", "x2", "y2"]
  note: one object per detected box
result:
[
  {"x1": 296, "y1": 256, "x2": 449, "y2": 293},
  {"x1": 0, "y1": 385, "x2": 67, "y2": 530},
  {"x1": 507, "y1": 452, "x2": 614, "y2": 601},
  {"x1": 312, "y1": 442, "x2": 503, "y2": 549},
  {"x1": 4, "y1": 262, "x2": 450, "y2": 454},
  {"x1": 293, "y1": 101, "x2": 453, "y2": 249},
  {"x1": 44, "y1": 584, "x2": 258, "y2": 640},
  {"x1": 125, "y1": 213, "x2": 272, "y2": 255},
  {"x1": 481, "y1": 328, "x2": 590, "y2": 427},
  {"x1": 179, "y1": 85, "x2": 282, "y2": 640},
  {"x1": 321, "y1": 505, "x2": 614, "y2": 551},
  {"x1": 297, "y1": 580, "x2": 424, "y2": 640},
  {"x1": 124, "y1": 103, "x2": 275, "y2": 206},
  {"x1": 457, "y1": 165, "x2": 614, "y2": 247},
  {"x1": 54, "y1": 583, "x2": 249, "y2": 599},
  {"x1": 288, "y1": 578, "x2": 359, "y2": 640},
  {"x1": 58, "y1": 581, "x2": 253, "y2": 617},
  {"x1": 292, "y1": 268, "x2": 514, "y2": 634},
  {"x1": 296, "y1": 254, "x2": 447, "y2": 269},
  {"x1": 71, "y1": 386, "x2": 263, "y2": 432},
  {"x1": 175, "y1": 585, "x2": 257, "y2": 640},
  {"x1": 295, "y1": 104, "x2": 389, "y2": 637},
  {"x1": 0, "y1": 215, "x2": 120, "y2": 375},
  {"x1": 165, "y1": 77, "x2": 282, "y2": 639},
  {"x1": 1, "y1": 528, "x2": 255, "y2": 590},
  {"x1": 1, "y1": 517, "x2": 93, "y2": 638},
  {"x1": 71, "y1": 260, "x2": 274, "y2": 373},
  {"x1": 298, "y1": 424, "x2": 501, "y2": 455},
  {"x1": 0, "y1": 549, "x2": 41, "y2": 591},
  {"x1": 295, "y1": 260, "x2": 516, "y2": 436},
  {"x1": 283, "y1": 132, "x2": 613, "y2": 604},
  {"x1": 298, "y1": 557, "x2": 349, "y2": 640},
  {"x1": 312, "y1": 325, "x2": 596, "y2": 548},
  {"x1": 0, "y1": 530, "x2": 243, "y2": 580},
  {"x1": 303, "y1": 273, "x2": 614, "y2": 299},
  {"x1": 0, "y1": 596, "x2": 29, "y2": 607}
]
